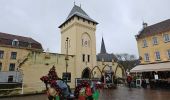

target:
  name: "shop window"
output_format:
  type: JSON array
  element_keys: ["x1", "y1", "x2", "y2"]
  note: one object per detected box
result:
[
  {"x1": 11, "y1": 52, "x2": 17, "y2": 59},
  {"x1": 0, "y1": 50, "x2": 4, "y2": 59},
  {"x1": 62, "y1": 72, "x2": 71, "y2": 82},
  {"x1": 9, "y1": 63, "x2": 15, "y2": 71}
]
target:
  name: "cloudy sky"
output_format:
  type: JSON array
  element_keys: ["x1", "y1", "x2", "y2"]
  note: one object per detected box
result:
[{"x1": 0, "y1": 0, "x2": 170, "y2": 57}]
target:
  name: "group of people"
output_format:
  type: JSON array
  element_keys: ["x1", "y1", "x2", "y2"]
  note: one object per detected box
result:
[
  {"x1": 78, "y1": 85, "x2": 94, "y2": 100},
  {"x1": 126, "y1": 74, "x2": 148, "y2": 88},
  {"x1": 46, "y1": 81, "x2": 101, "y2": 100},
  {"x1": 74, "y1": 81, "x2": 103, "y2": 100}
]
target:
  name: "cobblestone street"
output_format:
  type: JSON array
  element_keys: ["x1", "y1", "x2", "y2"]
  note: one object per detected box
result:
[{"x1": 1, "y1": 86, "x2": 170, "y2": 100}]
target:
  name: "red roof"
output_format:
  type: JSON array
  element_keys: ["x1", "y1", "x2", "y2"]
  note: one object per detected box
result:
[{"x1": 0, "y1": 32, "x2": 43, "y2": 50}]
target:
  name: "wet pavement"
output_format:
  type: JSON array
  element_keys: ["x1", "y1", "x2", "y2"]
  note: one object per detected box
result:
[{"x1": 0, "y1": 86, "x2": 170, "y2": 100}]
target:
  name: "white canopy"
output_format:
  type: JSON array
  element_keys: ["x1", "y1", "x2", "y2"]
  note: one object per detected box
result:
[{"x1": 130, "y1": 62, "x2": 170, "y2": 72}]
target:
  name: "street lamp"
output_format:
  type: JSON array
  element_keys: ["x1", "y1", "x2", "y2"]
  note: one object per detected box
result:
[{"x1": 65, "y1": 37, "x2": 69, "y2": 84}]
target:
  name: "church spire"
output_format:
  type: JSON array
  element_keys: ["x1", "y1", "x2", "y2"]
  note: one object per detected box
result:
[{"x1": 100, "y1": 37, "x2": 107, "y2": 54}]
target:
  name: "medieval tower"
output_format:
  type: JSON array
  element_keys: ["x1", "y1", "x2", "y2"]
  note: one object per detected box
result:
[{"x1": 59, "y1": 5, "x2": 98, "y2": 78}]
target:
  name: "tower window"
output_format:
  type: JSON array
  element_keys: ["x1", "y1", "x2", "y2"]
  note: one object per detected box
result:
[
  {"x1": 82, "y1": 39, "x2": 84, "y2": 46},
  {"x1": 82, "y1": 54, "x2": 85, "y2": 62},
  {"x1": 88, "y1": 55, "x2": 90, "y2": 62}
]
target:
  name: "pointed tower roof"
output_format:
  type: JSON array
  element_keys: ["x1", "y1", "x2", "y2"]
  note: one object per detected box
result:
[
  {"x1": 59, "y1": 5, "x2": 98, "y2": 28},
  {"x1": 100, "y1": 37, "x2": 107, "y2": 54},
  {"x1": 97, "y1": 37, "x2": 118, "y2": 62}
]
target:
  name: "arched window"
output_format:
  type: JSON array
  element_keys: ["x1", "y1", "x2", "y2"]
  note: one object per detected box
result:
[
  {"x1": 12, "y1": 39, "x2": 19, "y2": 46},
  {"x1": 81, "y1": 33, "x2": 91, "y2": 47}
]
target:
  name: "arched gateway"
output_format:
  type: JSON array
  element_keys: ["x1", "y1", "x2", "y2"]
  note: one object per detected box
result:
[{"x1": 82, "y1": 68, "x2": 91, "y2": 78}]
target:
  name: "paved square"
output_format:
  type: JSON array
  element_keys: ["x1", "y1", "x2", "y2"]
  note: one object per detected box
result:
[{"x1": 1, "y1": 87, "x2": 170, "y2": 100}]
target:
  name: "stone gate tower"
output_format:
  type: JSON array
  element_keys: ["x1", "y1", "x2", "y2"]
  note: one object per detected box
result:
[{"x1": 59, "y1": 5, "x2": 98, "y2": 78}]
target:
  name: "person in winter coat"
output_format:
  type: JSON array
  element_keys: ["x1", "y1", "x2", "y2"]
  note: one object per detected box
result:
[{"x1": 85, "y1": 85, "x2": 93, "y2": 100}]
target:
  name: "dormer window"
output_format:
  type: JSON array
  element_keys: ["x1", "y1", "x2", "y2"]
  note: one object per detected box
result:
[
  {"x1": 12, "y1": 39, "x2": 19, "y2": 46},
  {"x1": 28, "y1": 43, "x2": 32, "y2": 48}
]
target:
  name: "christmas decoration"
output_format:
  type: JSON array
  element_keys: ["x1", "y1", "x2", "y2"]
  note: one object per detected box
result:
[
  {"x1": 74, "y1": 81, "x2": 89, "y2": 98},
  {"x1": 40, "y1": 66, "x2": 64, "y2": 99}
]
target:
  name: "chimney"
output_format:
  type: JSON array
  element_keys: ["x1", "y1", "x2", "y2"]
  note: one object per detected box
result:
[{"x1": 143, "y1": 22, "x2": 148, "y2": 28}]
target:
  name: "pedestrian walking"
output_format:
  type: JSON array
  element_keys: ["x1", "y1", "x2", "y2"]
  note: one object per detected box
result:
[{"x1": 127, "y1": 75, "x2": 132, "y2": 88}]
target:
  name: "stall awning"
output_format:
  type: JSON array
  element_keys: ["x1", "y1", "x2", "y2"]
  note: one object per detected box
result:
[{"x1": 130, "y1": 62, "x2": 170, "y2": 72}]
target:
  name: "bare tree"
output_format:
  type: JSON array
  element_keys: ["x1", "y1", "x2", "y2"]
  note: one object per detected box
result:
[{"x1": 115, "y1": 53, "x2": 139, "y2": 71}]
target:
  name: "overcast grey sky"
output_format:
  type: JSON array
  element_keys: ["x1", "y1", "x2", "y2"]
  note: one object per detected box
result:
[{"x1": 0, "y1": 0, "x2": 170, "y2": 57}]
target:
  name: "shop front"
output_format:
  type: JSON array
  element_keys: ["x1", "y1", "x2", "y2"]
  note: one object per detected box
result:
[{"x1": 130, "y1": 62, "x2": 170, "y2": 89}]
